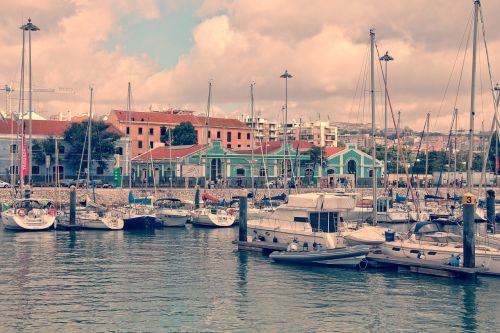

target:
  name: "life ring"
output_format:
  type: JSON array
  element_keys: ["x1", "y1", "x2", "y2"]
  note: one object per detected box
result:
[
  {"x1": 49, "y1": 208, "x2": 57, "y2": 216},
  {"x1": 227, "y1": 208, "x2": 235, "y2": 216},
  {"x1": 17, "y1": 208, "x2": 26, "y2": 217}
]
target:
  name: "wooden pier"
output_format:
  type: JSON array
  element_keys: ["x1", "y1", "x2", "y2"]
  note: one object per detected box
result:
[{"x1": 366, "y1": 252, "x2": 489, "y2": 279}]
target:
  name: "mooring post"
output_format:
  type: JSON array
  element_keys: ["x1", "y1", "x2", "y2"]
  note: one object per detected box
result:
[
  {"x1": 462, "y1": 193, "x2": 476, "y2": 268},
  {"x1": 69, "y1": 185, "x2": 76, "y2": 226},
  {"x1": 486, "y1": 189, "x2": 495, "y2": 233},
  {"x1": 239, "y1": 194, "x2": 248, "y2": 242},
  {"x1": 194, "y1": 185, "x2": 200, "y2": 209}
]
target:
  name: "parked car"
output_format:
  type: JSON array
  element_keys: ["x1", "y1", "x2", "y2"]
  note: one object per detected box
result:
[
  {"x1": 102, "y1": 182, "x2": 115, "y2": 189},
  {"x1": 0, "y1": 180, "x2": 11, "y2": 188}
]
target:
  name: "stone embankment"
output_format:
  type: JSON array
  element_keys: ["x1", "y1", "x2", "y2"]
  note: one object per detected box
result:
[{"x1": 0, "y1": 186, "x2": 494, "y2": 206}]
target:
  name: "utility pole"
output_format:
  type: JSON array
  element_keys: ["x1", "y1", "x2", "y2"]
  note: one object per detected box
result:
[{"x1": 21, "y1": 18, "x2": 39, "y2": 185}]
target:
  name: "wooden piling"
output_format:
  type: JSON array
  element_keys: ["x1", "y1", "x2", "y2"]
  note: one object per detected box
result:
[
  {"x1": 194, "y1": 185, "x2": 200, "y2": 209},
  {"x1": 486, "y1": 189, "x2": 495, "y2": 233},
  {"x1": 462, "y1": 193, "x2": 476, "y2": 268},
  {"x1": 69, "y1": 185, "x2": 76, "y2": 225},
  {"x1": 239, "y1": 194, "x2": 248, "y2": 242}
]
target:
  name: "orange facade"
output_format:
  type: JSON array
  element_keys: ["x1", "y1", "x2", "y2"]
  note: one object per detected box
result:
[{"x1": 107, "y1": 110, "x2": 252, "y2": 157}]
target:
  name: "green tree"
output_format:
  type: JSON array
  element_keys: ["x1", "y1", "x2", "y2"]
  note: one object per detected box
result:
[
  {"x1": 172, "y1": 122, "x2": 198, "y2": 145},
  {"x1": 308, "y1": 146, "x2": 326, "y2": 176},
  {"x1": 63, "y1": 121, "x2": 120, "y2": 172},
  {"x1": 32, "y1": 136, "x2": 57, "y2": 166}
]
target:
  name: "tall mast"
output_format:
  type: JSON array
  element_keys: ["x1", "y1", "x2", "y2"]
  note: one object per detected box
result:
[
  {"x1": 467, "y1": 0, "x2": 480, "y2": 192},
  {"x1": 454, "y1": 109, "x2": 458, "y2": 189},
  {"x1": 19, "y1": 26, "x2": 26, "y2": 191},
  {"x1": 280, "y1": 70, "x2": 293, "y2": 188},
  {"x1": 495, "y1": 85, "x2": 500, "y2": 176},
  {"x1": 424, "y1": 112, "x2": 430, "y2": 188},
  {"x1": 396, "y1": 111, "x2": 400, "y2": 185},
  {"x1": 370, "y1": 29, "x2": 377, "y2": 224},
  {"x1": 206, "y1": 81, "x2": 212, "y2": 182},
  {"x1": 250, "y1": 82, "x2": 255, "y2": 195},
  {"x1": 87, "y1": 87, "x2": 93, "y2": 190},
  {"x1": 127, "y1": 82, "x2": 132, "y2": 189}
]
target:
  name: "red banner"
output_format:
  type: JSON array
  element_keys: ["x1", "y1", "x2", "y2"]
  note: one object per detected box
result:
[{"x1": 20, "y1": 135, "x2": 29, "y2": 179}]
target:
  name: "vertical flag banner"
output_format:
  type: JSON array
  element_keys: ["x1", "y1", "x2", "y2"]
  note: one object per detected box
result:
[{"x1": 21, "y1": 135, "x2": 29, "y2": 179}]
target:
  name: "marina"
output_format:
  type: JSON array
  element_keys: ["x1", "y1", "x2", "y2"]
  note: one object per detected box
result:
[{"x1": 2, "y1": 0, "x2": 500, "y2": 331}]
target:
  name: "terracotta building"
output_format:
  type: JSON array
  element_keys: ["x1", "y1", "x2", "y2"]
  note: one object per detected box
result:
[{"x1": 107, "y1": 110, "x2": 253, "y2": 157}]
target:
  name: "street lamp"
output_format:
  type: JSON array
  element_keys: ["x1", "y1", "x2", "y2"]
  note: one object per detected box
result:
[
  {"x1": 20, "y1": 18, "x2": 39, "y2": 184},
  {"x1": 379, "y1": 51, "x2": 393, "y2": 191},
  {"x1": 280, "y1": 69, "x2": 292, "y2": 185}
]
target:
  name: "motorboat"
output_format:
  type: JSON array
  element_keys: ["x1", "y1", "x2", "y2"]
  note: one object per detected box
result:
[
  {"x1": 248, "y1": 193, "x2": 355, "y2": 249},
  {"x1": 155, "y1": 198, "x2": 190, "y2": 227},
  {"x1": 269, "y1": 245, "x2": 370, "y2": 268},
  {"x1": 343, "y1": 226, "x2": 388, "y2": 246},
  {"x1": 380, "y1": 221, "x2": 500, "y2": 275},
  {"x1": 1, "y1": 199, "x2": 56, "y2": 231}
]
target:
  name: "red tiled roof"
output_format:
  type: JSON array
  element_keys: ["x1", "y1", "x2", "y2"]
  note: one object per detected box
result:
[
  {"x1": 111, "y1": 110, "x2": 249, "y2": 129},
  {"x1": 324, "y1": 147, "x2": 345, "y2": 158},
  {"x1": 0, "y1": 119, "x2": 124, "y2": 137},
  {"x1": 133, "y1": 144, "x2": 208, "y2": 161},
  {"x1": 290, "y1": 140, "x2": 314, "y2": 150}
]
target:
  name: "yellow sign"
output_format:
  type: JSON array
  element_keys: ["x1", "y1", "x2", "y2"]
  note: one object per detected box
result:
[{"x1": 462, "y1": 193, "x2": 476, "y2": 205}]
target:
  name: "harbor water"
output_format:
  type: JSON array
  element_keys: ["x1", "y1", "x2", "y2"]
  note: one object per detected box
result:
[{"x1": 0, "y1": 227, "x2": 499, "y2": 332}]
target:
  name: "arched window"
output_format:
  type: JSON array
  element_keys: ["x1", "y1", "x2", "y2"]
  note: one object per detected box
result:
[
  {"x1": 236, "y1": 168, "x2": 245, "y2": 176},
  {"x1": 327, "y1": 168, "x2": 335, "y2": 175},
  {"x1": 368, "y1": 169, "x2": 374, "y2": 178},
  {"x1": 259, "y1": 166, "x2": 267, "y2": 177}
]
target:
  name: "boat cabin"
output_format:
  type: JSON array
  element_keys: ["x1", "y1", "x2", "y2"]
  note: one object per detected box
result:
[{"x1": 410, "y1": 221, "x2": 462, "y2": 243}]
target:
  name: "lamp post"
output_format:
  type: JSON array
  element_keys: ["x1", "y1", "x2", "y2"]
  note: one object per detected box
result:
[
  {"x1": 280, "y1": 70, "x2": 292, "y2": 187},
  {"x1": 379, "y1": 51, "x2": 393, "y2": 192},
  {"x1": 20, "y1": 18, "x2": 39, "y2": 185}
]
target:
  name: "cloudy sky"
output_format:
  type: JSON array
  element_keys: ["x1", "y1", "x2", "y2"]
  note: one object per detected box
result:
[{"x1": 1, "y1": 0, "x2": 500, "y2": 132}]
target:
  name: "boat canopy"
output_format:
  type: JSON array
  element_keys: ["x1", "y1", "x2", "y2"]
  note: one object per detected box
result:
[{"x1": 287, "y1": 193, "x2": 355, "y2": 212}]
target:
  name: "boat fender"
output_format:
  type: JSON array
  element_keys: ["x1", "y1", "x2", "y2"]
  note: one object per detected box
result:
[
  {"x1": 49, "y1": 208, "x2": 57, "y2": 216},
  {"x1": 358, "y1": 258, "x2": 368, "y2": 270},
  {"x1": 258, "y1": 235, "x2": 266, "y2": 242},
  {"x1": 312, "y1": 241, "x2": 317, "y2": 250},
  {"x1": 417, "y1": 251, "x2": 426, "y2": 260},
  {"x1": 228, "y1": 208, "x2": 235, "y2": 216},
  {"x1": 303, "y1": 241, "x2": 309, "y2": 251},
  {"x1": 17, "y1": 208, "x2": 26, "y2": 217},
  {"x1": 272, "y1": 236, "x2": 278, "y2": 243}
]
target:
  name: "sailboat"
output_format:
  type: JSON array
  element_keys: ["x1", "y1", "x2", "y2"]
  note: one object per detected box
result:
[
  {"x1": 155, "y1": 129, "x2": 190, "y2": 227},
  {"x1": 190, "y1": 81, "x2": 236, "y2": 228},
  {"x1": 1, "y1": 18, "x2": 56, "y2": 231},
  {"x1": 57, "y1": 87, "x2": 124, "y2": 230}
]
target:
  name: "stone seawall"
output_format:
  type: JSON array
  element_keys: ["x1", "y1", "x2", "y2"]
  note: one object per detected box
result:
[{"x1": 1, "y1": 186, "x2": 496, "y2": 207}]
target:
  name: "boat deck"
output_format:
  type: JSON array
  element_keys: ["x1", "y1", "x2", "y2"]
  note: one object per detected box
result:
[{"x1": 235, "y1": 240, "x2": 288, "y2": 254}]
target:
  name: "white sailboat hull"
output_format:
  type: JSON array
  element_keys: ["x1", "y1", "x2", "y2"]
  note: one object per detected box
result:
[
  {"x1": 191, "y1": 208, "x2": 236, "y2": 227},
  {"x1": 2, "y1": 209, "x2": 55, "y2": 231},
  {"x1": 156, "y1": 209, "x2": 189, "y2": 227}
]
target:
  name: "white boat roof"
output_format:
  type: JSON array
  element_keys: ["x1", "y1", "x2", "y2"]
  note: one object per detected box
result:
[{"x1": 287, "y1": 193, "x2": 355, "y2": 211}]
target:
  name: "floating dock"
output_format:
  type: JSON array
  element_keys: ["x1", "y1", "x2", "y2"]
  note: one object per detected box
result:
[
  {"x1": 366, "y1": 252, "x2": 489, "y2": 279},
  {"x1": 234, "y1": 240, "x2": 287, "y2": 254}
]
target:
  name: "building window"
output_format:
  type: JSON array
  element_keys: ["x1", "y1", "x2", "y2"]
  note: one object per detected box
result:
[
  {"x1": 369, "y1": 170, "x2": 374, "y2": 178},
  {"x1": 10, "y1": 165, "x2": 19, "y2": 175},
  {"x1": 247, "y1": 133, "x2": 250, "y2": 140},
  {"x1": 32, "y1": 165, "x2": 40, "y2": 175},
  {"x1": 10, "y1": 144, "x2": 18, "y2": 153},
  {"x1": 138, "y1": 127, "x2": 143, "y2": 135},
  {"x1": 126, "y1": 127, "x2": 130, "y2": 135},
  {"x1": 131, "y1": 117, "x2": 135, "y2": 121},
  {"x1": 96, "y1": 166, "x2": 104, "y2": 175},
  {"x1": 150, "y1": 141, "x2": 154, "y2": 148},
  {"x1": 238, "y1": 144, "x2": 241, "y2": 148},
  {"x1": 58, "y1": 145, "x2": 65, "y2": 154},
  {"x1": 227, "y1": 144, "x2": 231, "y2": 148},
  {"x1": 217, "y1": 131, "x2": 221, "y2": 139},
  {"x1": 208, "y1": 130, "x2": 211, "y2": 138},
  {"x1": 236, "y1": 168, "x2": 245, "y2": 176},
  {"x1": 115, "y1": 147, "x2": 123, "y2": 155},
  {"x1": 237, "y1": 132, "x2": 241, "y2": 139},
  {"x1": 259, "y1": 167, "x2": 267, "y2": 177},
  {"x1": 138, "y1": 141, "x2": 143, "y2": 149},
  {"x1": 227, "y1": 132, "x2": 232, "y2": 142},
  {"x1": 160, "y1": 126, "x2": 167, "y2": 136},
  {"x1": 149, "y1": 128, "x2": 154, "y2": 135}
]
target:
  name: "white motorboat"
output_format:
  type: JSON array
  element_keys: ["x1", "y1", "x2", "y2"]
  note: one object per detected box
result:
[
  {"x1": 248, "y1": 193, "x2": 355, "y2": 249},
  {"x1": 343, "y1": 226, "x2": 388, "y2": 246},
  {"x1": 380, "y1": 221, "x2": 500, "y2": 275},
  {"x1": 2, "y1": 199, "x2": 56, "y2": 231},
  {"x1": 155, "y1": 198, "x2": 190, "y2": 227},
  {"x1": 269, "y1": 245, "x2": 370, "y2": 268},
  {"x1": 191, "y1": 207, "x2": 236, "y2": 227}
]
